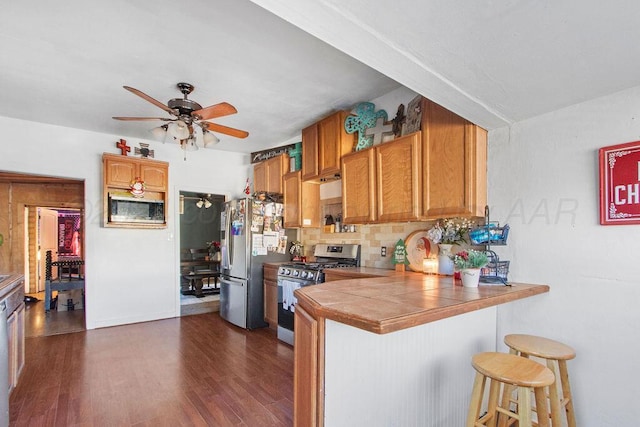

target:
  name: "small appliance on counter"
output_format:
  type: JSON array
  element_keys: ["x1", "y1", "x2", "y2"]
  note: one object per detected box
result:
[{"x1": 276, "y1": 243, "x2": 360, "y2": 345}]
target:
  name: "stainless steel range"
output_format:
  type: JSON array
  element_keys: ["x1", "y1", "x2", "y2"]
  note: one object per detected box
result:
[{"x1": 277, "y1": 243, "x2": 360, "y2": 345}]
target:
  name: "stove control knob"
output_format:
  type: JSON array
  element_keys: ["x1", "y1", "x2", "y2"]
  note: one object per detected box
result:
[
  {"x1": 293, "y1": 270, "x2": 299, "y2": 277},
  {"x1": 284, "y1": 268, "x2": 291, "y2": 275}
]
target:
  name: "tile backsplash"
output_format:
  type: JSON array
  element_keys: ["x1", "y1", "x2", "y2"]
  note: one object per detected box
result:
[{"x1": 301, "y1": 221, "x2": 433, "y2": 269}]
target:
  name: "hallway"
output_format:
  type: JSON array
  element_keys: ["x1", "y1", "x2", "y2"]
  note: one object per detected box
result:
[
  {"x1": 24, "y1": 292, "x2": 85, "y2": 338},
  {"x1": 9, "y1": 312, "x2": 294, "y2": 426}
]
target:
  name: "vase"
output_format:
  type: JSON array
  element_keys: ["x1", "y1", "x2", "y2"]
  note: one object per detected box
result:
[
  {"x1": 437, "y1": 244, "x2": 455, "y2": 275},
  {"x1": 461, "y1": 268, "x2": 481, "y2": 287},
  {"x1": 212, "y1": 251, "x2": 222, "y2": 262}
]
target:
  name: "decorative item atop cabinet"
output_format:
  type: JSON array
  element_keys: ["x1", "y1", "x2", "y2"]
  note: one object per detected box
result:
[
  {"x1": 420, "y1": 97, "x2": 487, "y2": 218},
  {"x1": 283, "y1": 170, "x2": 320, "y2": 228},
  {"x1": 102, "y1": 153, "x2": 168, "y2": 228},
  {"x1": 301, "y1": 110, "x2": 355, "y2": 182},
  {"x1": 344, "y1": 102, "x2": 391, "y2": 150},
  {"x1": 253, "y1": 153, "x2": 289, "y2": 194}
]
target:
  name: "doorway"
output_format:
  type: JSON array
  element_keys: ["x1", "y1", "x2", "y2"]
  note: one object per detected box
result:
[
  {"x1": 179, "y1": 191, "x2": 225, "y2": 316},
  {"x1": 0, "y1": 171, "x2": 85, "y2": 337}
]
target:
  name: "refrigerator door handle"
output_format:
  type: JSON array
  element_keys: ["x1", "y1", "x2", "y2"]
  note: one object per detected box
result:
[{"x1": 224, "y1": 204, "x2": 233, "y2": 270}]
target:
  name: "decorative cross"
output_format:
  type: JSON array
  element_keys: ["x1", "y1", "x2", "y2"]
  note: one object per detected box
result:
[
  {"x1": 344, "y1": 102, "x2": 388, "y2": 151},
  {"x1": 134, "y1": 142, "x2": 154, "y2": 158},
  {"x1": 116, "y1": 139, "x2": 131, "y2": 156},
  {"x1": 287, "y1": 142, "x2": 302, "y2": 171},
  {"x1": 364, "y1": 117, "x2": 394, "y2": 145}
]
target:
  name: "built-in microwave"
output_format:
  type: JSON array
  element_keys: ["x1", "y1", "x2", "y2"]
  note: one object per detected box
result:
[{"x1": 108, "y1": 195, "x2": 165, "y2": 224}]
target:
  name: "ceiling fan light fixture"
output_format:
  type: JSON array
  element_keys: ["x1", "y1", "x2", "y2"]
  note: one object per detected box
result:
[
  {"x1": 203, "y1": 130, "x2": 220, "y2": 147},
  {"x1": 173, "y1": 120, "x2": 190, "y2": 140},
  {"x1": 195, "y1": 199, "x2": 204, "y2": 208},
  {"x1": 204, "y1": 199, "x2": 212, "y2": 209},
  {"x1": 150, "y1": 124, "x2": 168, "y2": 142},
  {"x1": 183, "y1": 134, "x2": 199, "y2": 151}
]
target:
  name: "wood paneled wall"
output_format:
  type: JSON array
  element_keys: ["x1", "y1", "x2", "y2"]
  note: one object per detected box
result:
[{"x1": 0, "y1": 179, "x2": 84, "y2": 292}]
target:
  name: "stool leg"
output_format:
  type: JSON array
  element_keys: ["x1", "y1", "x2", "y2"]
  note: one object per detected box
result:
[
  {"x1": 498, "y1": 348, "x2": 519, "y2": 427},
  {"x1": 558, "y1": 359, "x2": 576, "y2": 427},
  {"x1": 466, "y1": 372, "x2": 487, "y2": 427},
  {"x1": 545, "y1": 359, "x2": 562, "y2": 427},
  {"x1": 533, "y1": 386, "x2": 550, "y2": 427},
  {"x1": 517, "y1": 385, "x2": 533, "y2": 427},
  {"x1": 487, "y1": 379, "x2": 501, "y2": 427}
]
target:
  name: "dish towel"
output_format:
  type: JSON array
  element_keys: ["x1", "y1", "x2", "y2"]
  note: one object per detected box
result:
[{"x1": 281, "y1": 279, "x2": 301, "y2": 312}]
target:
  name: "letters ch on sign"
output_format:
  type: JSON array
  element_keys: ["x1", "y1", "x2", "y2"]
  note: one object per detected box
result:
[{"x1": 599, "y1": 141, "x2": 640, "y2": 225}]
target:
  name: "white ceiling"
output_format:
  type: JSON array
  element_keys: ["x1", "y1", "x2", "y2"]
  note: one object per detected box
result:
[{"x1": 2, "y1": 0, "x2": 640, "y2": 154}]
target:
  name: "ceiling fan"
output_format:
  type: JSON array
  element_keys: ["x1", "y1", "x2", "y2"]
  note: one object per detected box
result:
[{"x1": 113, "y1": 82, "x2": 249, "y2": 151}]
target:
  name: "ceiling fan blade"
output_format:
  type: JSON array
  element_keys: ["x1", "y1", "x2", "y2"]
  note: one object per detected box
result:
[
  {"x1": 123, "y1": 86, "x2": 175, "y2": 115},
  {"x1": 202, "y1": 122, "x2": 249, "y2": 139},
  {"x1": 192, "y1": 102, "x2": 237, "y2": 121},
  {"x1": 112, "y1": 117, "x2": 174, "y2": 121}
]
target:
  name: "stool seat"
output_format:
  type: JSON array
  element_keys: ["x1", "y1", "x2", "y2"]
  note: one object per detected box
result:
[
  {"x1": 504, "y1": 334, "x2": 577, "y2": 427},
  {"x1": 467, "y1": 352, "x2": 555, "y2": 427},
  {"x1": 504, "y1": 334, "x2": 575, "y2": 360},
  {"x1": 472, "y1": 352, "x2": 555, "y2": 388}
]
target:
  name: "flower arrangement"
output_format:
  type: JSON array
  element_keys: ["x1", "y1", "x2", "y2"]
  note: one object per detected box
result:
[
  {"x1": 289, "y1": 241, "x2": 303, "y2": 256},
  {"x1": 206, "y1": 241, "x2": 221, "y2": 255},
  {"x1": 451, "y1": 250, "x2": 489, "y2": 270},
  {"x1": 426, "y1": 217, "x2": 475, "y2": 245}
]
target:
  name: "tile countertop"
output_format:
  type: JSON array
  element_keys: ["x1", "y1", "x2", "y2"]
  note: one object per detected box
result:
[{"x1": 294, "y1": 268, "x2": 549, "y2": 335}]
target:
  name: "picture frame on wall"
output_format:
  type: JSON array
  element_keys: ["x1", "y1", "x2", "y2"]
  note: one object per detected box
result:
[{"x1": 599, "y1": 140, "x2": 640, "y2": 225}]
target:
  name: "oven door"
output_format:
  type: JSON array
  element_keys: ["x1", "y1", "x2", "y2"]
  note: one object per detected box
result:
[{"x1": 276, "y1": 277, "x2": 308, "y2": 345}]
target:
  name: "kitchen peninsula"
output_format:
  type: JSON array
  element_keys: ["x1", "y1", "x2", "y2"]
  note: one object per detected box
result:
[{"x1": 293, "y1": 269, "x2": 549, "y2": 426}]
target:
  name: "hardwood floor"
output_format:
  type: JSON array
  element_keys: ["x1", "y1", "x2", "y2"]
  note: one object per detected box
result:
[
  {"x1": 24, "y1": 292, "x2": 85, "y2": 338},
  {"x1": 9, "y1": 313, "x2": 294, "y2": 426}
]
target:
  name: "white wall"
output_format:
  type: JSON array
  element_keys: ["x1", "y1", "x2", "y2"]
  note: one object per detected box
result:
[
  {"x1": 0, "y1": 116, "x2": 251, "y2": 329},
  {"x1": 489, "y1": 86, "x2": 640, "y2": 426}
]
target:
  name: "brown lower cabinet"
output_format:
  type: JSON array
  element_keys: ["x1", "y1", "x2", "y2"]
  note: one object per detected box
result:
[
  {"x1": 263, "y1": 264, "x2": 279, "y2": 330},
  {"x1": 294, "y1": 305, "x2": 321, "y2": 426}
]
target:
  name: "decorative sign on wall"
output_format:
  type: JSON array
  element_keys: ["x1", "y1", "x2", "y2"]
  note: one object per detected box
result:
[
  {"x1": 251, "y1": 144, "x2": 296, "y2": 164},
  {"x1": 599, "y1": 140, "x2": 640, "y2": 225}
]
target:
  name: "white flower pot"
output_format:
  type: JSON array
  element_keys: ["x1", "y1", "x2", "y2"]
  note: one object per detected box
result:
[
  {"x1": 437, "y1": 244, "x2": 455, "y2": 275},
  {"x1": 461, "y1": 268, "x2": 481, "y2": 287}
]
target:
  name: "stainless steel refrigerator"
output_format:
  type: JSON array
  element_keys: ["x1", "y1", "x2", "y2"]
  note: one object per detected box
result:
[{"x1": 220, "y1": 197, "x2": 295, "y2": 329}]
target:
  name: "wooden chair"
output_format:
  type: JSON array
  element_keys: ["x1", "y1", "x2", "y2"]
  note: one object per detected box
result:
[
  {"x1": 502, "y1": 334, "x2": 577, "y2": 427},
  {"x1": 44, "y1": 250, "x2": 85, "y2": 312},
  {"x1": 180, "y1": 248, "x2": 220, "y2": 297},
  {"x1": 466, "y1": 352, "x2": 555, "y2": 427}
]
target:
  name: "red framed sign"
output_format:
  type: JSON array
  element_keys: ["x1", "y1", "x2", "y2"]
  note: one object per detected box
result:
[{"x1": 599, "y1": 140, "x2": 640, "y2": 225}]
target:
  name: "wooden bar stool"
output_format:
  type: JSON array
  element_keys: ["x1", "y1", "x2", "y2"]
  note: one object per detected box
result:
[
  {"x1": 503, "y1": 334, "x2": 576, "y2": 427},
  {"x1": 467, "y1": 352, "x2": 555, "y2": 427}
]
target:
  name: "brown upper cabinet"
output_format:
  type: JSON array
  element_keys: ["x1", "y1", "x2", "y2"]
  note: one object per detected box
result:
[
  {"x1": 341, "y1": 132, "x2": 421, "y2": 224},
  {"x1": 283, "y1": 170, "x2": 320, "y2": 228},
  {"x1": 302, "y1": 111, "x2": 355, "y2": 182},
  {"x1": 341, "y1": 97, "x2": 487, "y2": 224},
  {"x1": 104, "y1": 154, "x2": 167, "y2": 192},
  {"x1": 420, "y1": 98, "x2": 487, "y2": 218},
  {"x1": 341, "y1": 147, "x2": 377, "y2": 224},
  {"x1": 376, "y1": 132, "x2": 422, "y2": 222},
  {"x1": 102, "y1": 153, "x2": 169, "y2": 228},
  {"x1": 253, "y1": 154, "x2": 289, "y2": 194}
]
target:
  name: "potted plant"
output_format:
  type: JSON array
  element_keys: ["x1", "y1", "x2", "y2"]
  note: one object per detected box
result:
[{"x1": 451, "y1": 249, "x2": 489, "y2": 287}]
